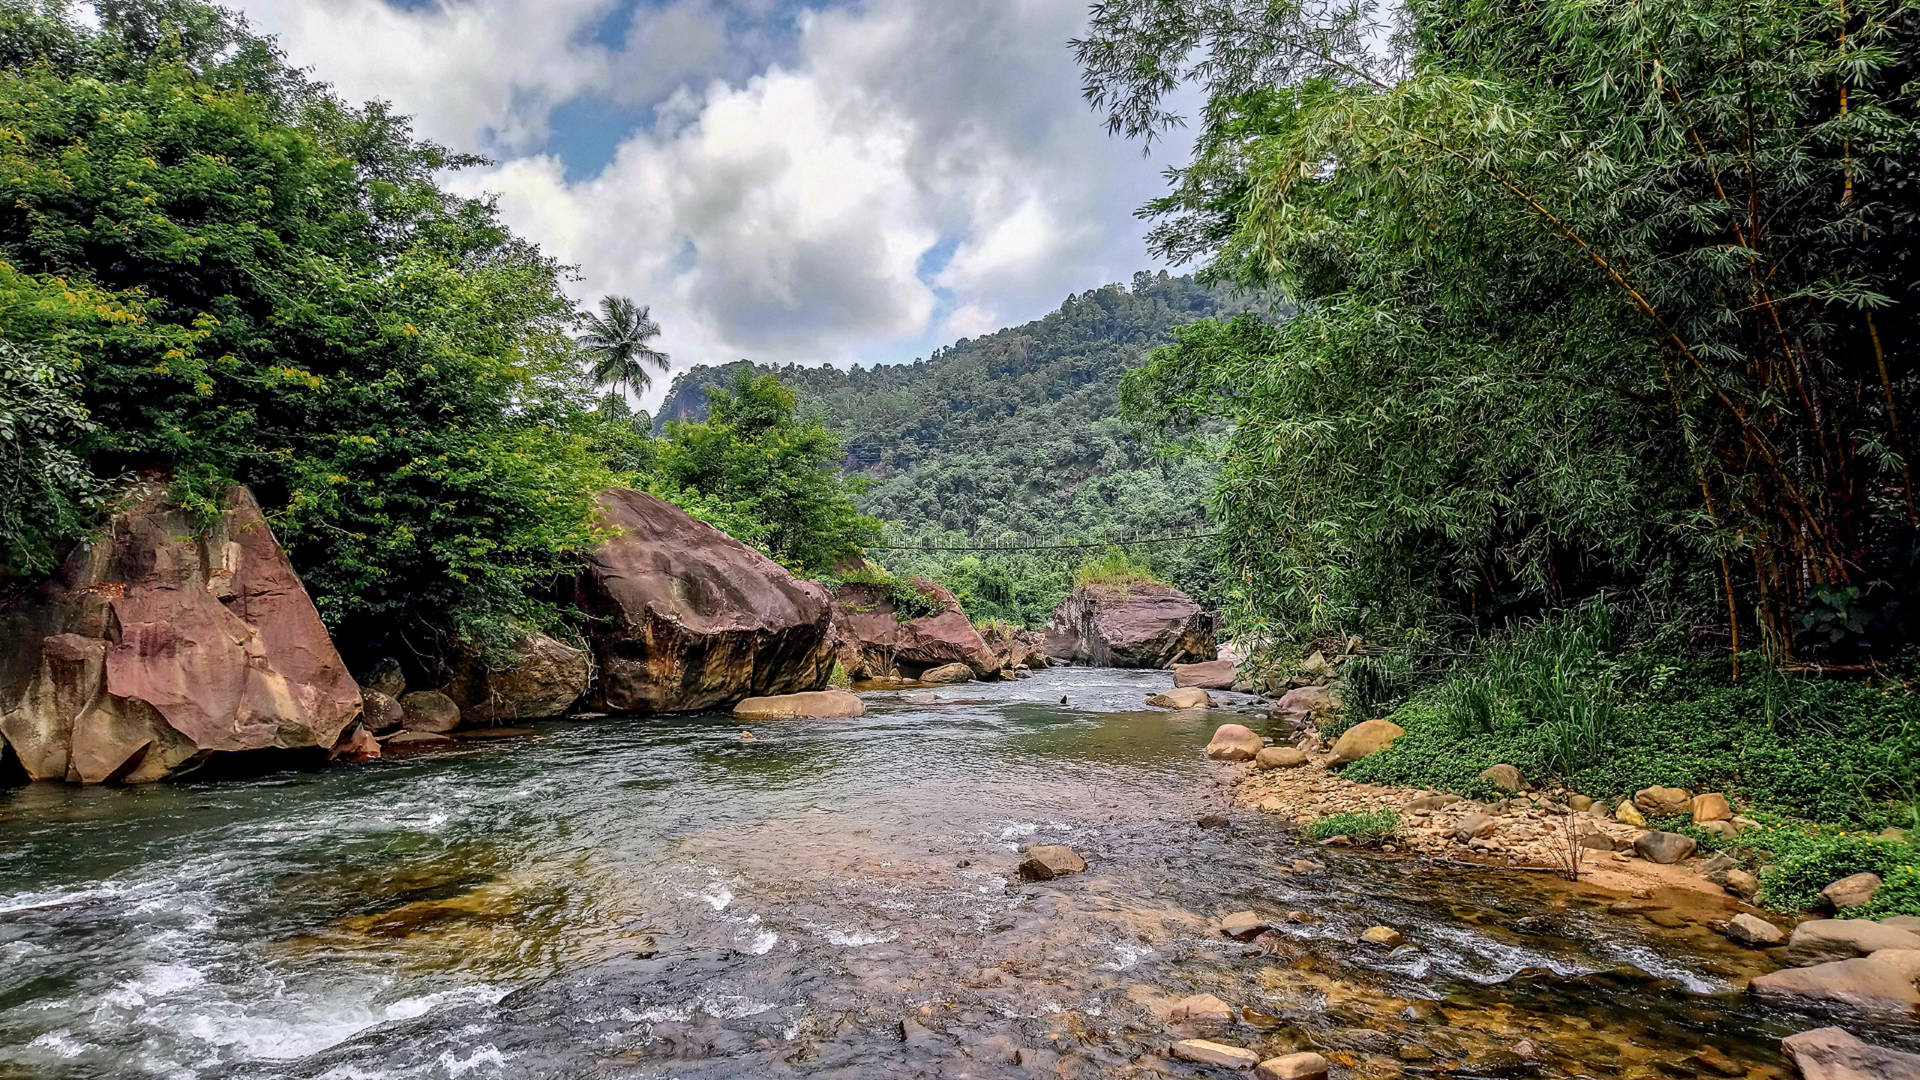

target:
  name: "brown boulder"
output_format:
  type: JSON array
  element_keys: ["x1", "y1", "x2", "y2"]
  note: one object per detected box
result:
[
  {"x1": 0, "y1": 484, "x2": 361, "y2": 784},
  {"x1": 830, "y1": 576, "x2": 1001, "y2": 680},
  {"x1": 1273, "y1": 685, "x2": 1337, "y2": 727},
  {"x1": 1206, "y1": 724, "x2": 1265, "y2": 761},
  {"x1": 1634, "y1": 831, "x2": 1698, "y2": 865},
  {"x1": 330, "y1": 726, "x2": 382, "y2": 763},
  {"x1": 978, "y1": 621, "x2": 1049, "y2": 674},
  {"x1": 574, "y1": 490, "x2": 835, "y2": 713},
  {"x1": 1782, "y1": 1026, "x2": 1920, "y2": 1080},
  {"x1": 1480, "y1": 764, "x2": 1525, "y2": 792},
  {"x1": 1174, "y1": 659, "x2": 1237, "y2": 690},
  {"x1": 1786, "y1": 920, "x2": 1920, "y2": 966},
  {"x1": 1823, "y1": 874, "x2": 1884, "y2": 912},
  {"x1": 1041, "y1": 583, "x2": 1214, "y2": 668},
  {"x1": 1258, "y1": 1052, "x2": 1331, "y2": 1080},
  {"x1": 1691, "y1": 793, "x2": 1733, "y2": 823},
  {"x1": 1727, "y1": 913, "x2": 1786, "y2": 947},
  {"x1": 1256, "y1": 746, "x2": 1308, "y2": 770},
  {"x1": 920, "y1": 663, "x2": 974, "y2": 685},
  {"x1": 1149, "y1": 687, "x2": 1213, "y2": 710},
  {"x1": 1018, "y1": 844, "x2": 1087, "y2": 881},
  {"x1": 733, "y1": 690, "x2": 866, "y2": 721},
  {"x1": 1634, "y1": 786, "x2": 1693, "y2": 818},
  {"x1": 1329, "y1": 719, "x2": 1405, "y2": 765},
  {"x1": 361, "y1": 690, "x2": 405, "y2": 735},
  {"x1": 444, "y1": 633, "x2": 588, "y2": 724},
  {"x1": 399, "y1": 691, "x2": 462, "y2": 734}
]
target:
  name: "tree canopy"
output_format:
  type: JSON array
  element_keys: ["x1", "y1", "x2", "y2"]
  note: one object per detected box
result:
[{"x1": 1082, "y1": 0, "x2": 1920, "y2": 663}]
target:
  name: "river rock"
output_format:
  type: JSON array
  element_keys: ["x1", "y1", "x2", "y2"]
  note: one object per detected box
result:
[
  {"x1": 977, "y1": 621, "x2": 1049, "y2": 675},
  {"x1": 1329, "y1": 719, "x2": 1405, "y2": 765},
  {"x1": 361, "y1": 690, "x2": 405, "y2": 735},
  {"x1": 1635, "y1": 831, "x2": 1698, "y2": 864},
  {"x1": 1453, "y1": 813, "x2": 1498, "y2": 843},
  {"x1": 1361, "y1": 925, "x2": 1406, "y2": 947},
  {"x1": 1257, "y1": 1052, "x2": 1330, "y2": 1080},
  {"x1": 1481, "y1": 764, "x2": 1524, "y2": 792},
  {"x1": 1040, "y1": 583, "x2": 1215, "y2": 668},
  {"x1": 361, "y1": 657, "x2": 407, "y2": 699},
  {"x1": 331, "y1": 726, "x2": 382, "y2": 763},
  {"x1": 1256, "y1": 746, "x2": 1308, "y2": 770},
  {"x1": 1018, "y1": 844, "x2": 1087, "y2": 881},
  {"x1": 1782, "y1": 1026, "x2": 1920, "y2": 1080},
  {"x1": 1751, "y1": 951, "x2": 1920, "y2": 1019},
  {"x1": 921, "y1": 663, "x2": 975, "y2": 685},
  {"x1": 443, "y1": 633, "x2": 589, "y2": 724},
  {"x1": 831, "y1": 576, "x2": 1000, "y2": 680},
  {"x1": 0, "y1": 484, "x2": 361, "y2": 784},
  {"x1": 1691, "y1": 792, "x2": 1733, "y2": 823},
  {"x1": 1274, "y1": 685, "x2": 1337, "y2": 727},
  {"x1": 1206, "y1": 724, "x2": 1264, "y2": 761},
  {"x1": 384, "y1": 730, "x2": 454, "y2": 747},
  {"x1": 733, "y1": 690, "x2": 866, "y2": 721},
  {"x1": 1171, "y1": 1040, "x2": 1261, "y2": 1069},
  {"x1": 1634, "y1": 786, "x2": 1693, "y2": 818},
  {"x1": 399, "y1": 691, "x2": 462, "y2": 734},
  {"x1": 1786, "y1": 919, "x2": 1920, "y2": 966},
  {"x1": 1823, "y1": 873, "x2": 1883, "y2": 912},
  {"x1": 1219, "y1": 911, "x2": 1275, "y2": 940},
  {"x1": 1615, "y1": 801, "x2": 1648, "y2": 826},
  {"x1": 1169, "y1": 993, "x2": 1234, "y2": 1026},
  {"x1": 1150, "y1": 687, "x2": 1213, "y2": 710},
  {"x1": 1568, "y1": 794, "x2": 1594, "y2": 812},
  {"x1": 1406, "y1": 793, "x2": 1465, "y2": 811},
  {"x1": 1174, "y1": 659, "x2": 1237, "y2": 690},
  {"x1": 1886, "y1": 917, "x2": 1920, "y2": 933},
  {"x1": 1727, "y1": 913, "x2": 1786, "y2": 947},
  {"x1": 574, "y1": 489, "x2": 834, "y2": 714}
]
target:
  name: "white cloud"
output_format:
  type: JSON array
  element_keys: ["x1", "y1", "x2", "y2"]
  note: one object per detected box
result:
[{"x1": 228, "y1": 0, "x2": 1189, "y2": 406}]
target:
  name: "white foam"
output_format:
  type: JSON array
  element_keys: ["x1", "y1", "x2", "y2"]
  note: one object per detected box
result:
[
  {"x1": 745, "y1": 930, "x2": 779, "y2": 955},
  {"x1": 438, "y1": 1045, "x2": 508, "y2": 1077},
  {"x1": 27, "y1": 1029, "x2": 88, "y2": 1059},
  {"x1": 820, "y1": 928, "x2": 897, "y2": 947}
]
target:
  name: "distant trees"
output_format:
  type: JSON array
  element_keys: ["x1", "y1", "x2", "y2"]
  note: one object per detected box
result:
[
  {"x1": 581, "y1": 296, "x2": 671, "y2": 400},
  {"x1": 1082, "y1": 0, "x2": 1920, "y2": 663}
]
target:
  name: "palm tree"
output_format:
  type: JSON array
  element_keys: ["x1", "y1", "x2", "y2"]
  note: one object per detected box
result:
[{"x1": 580, "y1": 295, "x2": 670, "y2": 398}]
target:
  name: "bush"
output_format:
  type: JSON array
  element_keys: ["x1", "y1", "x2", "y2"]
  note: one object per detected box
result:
[
  {"x1": 1308, "y1": 810, "x2": 1399, "y2": 841},
  {"x1": 1074, "y1": 548, "x2": 1160, "y2": 589},
  {"x1": 831, "y1": 564, "x2": 946, "y2": 622}
]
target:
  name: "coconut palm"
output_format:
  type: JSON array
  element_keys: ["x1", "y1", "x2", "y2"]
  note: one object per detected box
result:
[{"x1": 580, "y1": 295, "x2": 670, "y2": 398}]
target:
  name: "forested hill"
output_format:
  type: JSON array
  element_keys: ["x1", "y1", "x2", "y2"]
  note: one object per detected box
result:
[{"x1": 654, "y1": 272, "x2": 1235, "y2": 548}]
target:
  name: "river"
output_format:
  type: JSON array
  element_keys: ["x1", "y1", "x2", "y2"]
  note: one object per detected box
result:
[{"x1": 0, "y1": 668, "x2": 1887, "y2": 1078}]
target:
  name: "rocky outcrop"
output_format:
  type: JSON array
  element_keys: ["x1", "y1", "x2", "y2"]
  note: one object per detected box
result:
[
  {"x1": 574, "y1": 490, "x2": 835, "y2": 713},
  {"x1": 444, "y1": 633, "x2": 589, "y2": 724},
  {"x1": 1782, "y1": 1026, "x2": 1920, "y2": 1080},
  {"x1": 1041, "y1": 583, "x2": 1214, "y2": 668},
  {"x1": 1174, "y1": 659, "x2": 1237, "y2": 690},
  {"x1": 0, "y1": 484, "x2": 362, "y2": 784},
  {"x1": 978, "y1": 621, "x2": 1048, "y2": 674},
  {"x1": 830, "y1": 577, "x2": 1000, "y2": 680},
  {"x1": 1750, "y1": 950, "x2": 1920, "y2": 1019}
]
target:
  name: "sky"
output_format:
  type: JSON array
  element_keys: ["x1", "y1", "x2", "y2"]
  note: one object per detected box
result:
[{"x1": 225, "y1": 0, "x2": 1191, "y2": 408}]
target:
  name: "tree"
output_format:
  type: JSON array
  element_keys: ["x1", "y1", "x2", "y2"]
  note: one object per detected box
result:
[
  {"x1": 0, "y1": 339, "x2": 101, "y2": 577},
  {"x1": 581, "y1": 295, "x2": 670, "y2": 400},
  {"x1": 1080, "y1": 0, "x2": 1920, "y2": 662},
  {"x1": 654, "y1": 372, "x2": 880, "y2": 575}
]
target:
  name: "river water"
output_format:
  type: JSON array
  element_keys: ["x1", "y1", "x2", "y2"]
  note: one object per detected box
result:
[{"x1": 0, "y1": 668, "x2": 1895, "y2": 1079}]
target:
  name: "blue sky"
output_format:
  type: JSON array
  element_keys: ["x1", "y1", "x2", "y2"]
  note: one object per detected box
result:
[{"x1": 231, "y1": 0, "x2": 1190, "y2": 406}]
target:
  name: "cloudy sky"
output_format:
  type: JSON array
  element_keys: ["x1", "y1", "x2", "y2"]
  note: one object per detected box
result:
[{"x1": 226, "y1": 0, "x2": 1188, "y2": 406}]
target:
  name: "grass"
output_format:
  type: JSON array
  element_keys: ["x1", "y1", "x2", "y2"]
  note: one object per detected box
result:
[
  {"x1": 1308, "y1": 810, "x2": 1400, "y2": 842},
  {"x1": 1073, "y1": 548, "x2": 1160, "y2": 590}
]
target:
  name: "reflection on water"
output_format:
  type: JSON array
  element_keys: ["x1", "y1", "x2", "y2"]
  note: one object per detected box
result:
[{"x1": 0, "y1": 669, "x2": 1902, "y2": 1078}]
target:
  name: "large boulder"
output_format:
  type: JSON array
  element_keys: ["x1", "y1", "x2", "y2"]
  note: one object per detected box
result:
[
  {"x1": 1750, "y1": 950, "x2": 1920, "y2": 1020},
  {"x1": 978, "y1": 621, "x2": 1049, "y2": 674},
  {"x1": 574, "y1": 490, "x2": 835, "y2": 713},
  {"x1": 1273, "y1": 685, "x2": 1337, "y2": 728},
  {"x1": 0, "y1": 483, "x2": 362, "y2": 784},
  {"x1": 830, "y1": 577, "x2": 1000, "y2": 679},
  {"x1": 733, "y1": 690, "x2": 866, "y2": 721},
  {"x1": 1634, "y1": 786, "x2": 1694, "y2": 818},
  {"x1": 1786, "y1": 920, "x2": 1920, "y2": 966},
  {"x1": 1206, "y1": 724, "x2": 1265, "y2": 761},
  {"x1": 1329, "y1": 719, "x2": 1406, "y2": 765},
  {"x1": 1041, "y1": 583, "x2": 1214, "y2": 668},
  {"x1": 444, "y1": 633, "x2": 589, "y2": 724},
  {"x1": 1174, "y1": 659, "x2": 1237, "y2": 690}
]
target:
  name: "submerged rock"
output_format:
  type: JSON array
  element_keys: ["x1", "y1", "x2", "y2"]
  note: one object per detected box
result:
[
  {"x1": 1018, "y1": 844, "x2": 1087, "y2": 881},
  {"x1": 1041, "y1": 583, "x2": 1215, "y2": 668},
  {"x1": 732, "y1": 690, "x2": 865, "y2": 721},
  {"x1": 1751, "y1": 951, "x2": 1920, "y2": 1019},
  {"x1": 574, "y1": 489, "x2": 835, "y2": 714},
  {"x1": 1782, "y1": 1026, "x2": 1920, "y2": 1080},
  {"x1": 1149, "y1": 687, "x2": 1212, "y2": 710},
  {"x1": 1171, "y1": 1039, "x2": 1260, "y2": 1069},
  {"x1": 0, "y1": 483, "x2": 361, "y2": 784},
  {"x1": 1786, "y1": 919, "x2": 1920, "y2": 966},
  {"x1": 1257, "y1": 1051, "x2": 1330, "y2": 1080},
  {"x1": 1169, "y1": 993, "x2": 1234, "y2": 1027}
]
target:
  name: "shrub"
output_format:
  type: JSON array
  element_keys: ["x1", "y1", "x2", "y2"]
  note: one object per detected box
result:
[
  {"x1": 832, "y1": 564, "x2": 946, "y2": 622},
  {"x1": 1074, "y1": 548, "x2": 1160, "y2": 589},
  {"x1": 1308, "y1": 810, "x2": 1399, "y2": 841}
]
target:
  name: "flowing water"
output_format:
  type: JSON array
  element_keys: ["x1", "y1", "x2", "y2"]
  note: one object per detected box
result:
[{"x1": 0, "y1": 668, "x2": 1905, "y2": 1079}]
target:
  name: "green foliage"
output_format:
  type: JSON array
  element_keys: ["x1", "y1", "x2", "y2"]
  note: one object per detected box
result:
[
  {"x1": 655, "y1": 371, "x2": 881, "y2": 576},
  {"x1": 580, "y1": 295, "x2": 669, "y2": 398},
  {"x1": 1073, "y1": 548, "x2": 1159, "y2": 589},
  {"x1": 1308, "y1": 810, "x2": 1399, "y2": 841},
  {"x1": 1344, "y1": 613, "x2": 1920, "y2": 826},
  {"x1": 0, "y1": 339, "x2": 102, "y2": 576},
  {"x1": 1343, "y1": 651, "x2": 1419, "y2": 722},
  {"x1": 1715, "y1": 827, "x2": 1920, "y2": 915},
  {"x1": 1082, "y1": 0, "x2": 1920, "y2": 662},
  {"x1": 0, "y1": 3, "x2": 635, "y2": 664},
  {"x1": 831, "y1": 563, "x2": 946, "y2": 622}
]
